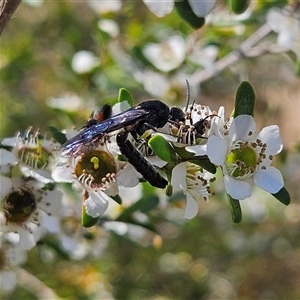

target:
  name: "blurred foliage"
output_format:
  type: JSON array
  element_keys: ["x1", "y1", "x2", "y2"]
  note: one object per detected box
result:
[{"x1": 1, "y1": 0, "x2": 300, "y2": 299}]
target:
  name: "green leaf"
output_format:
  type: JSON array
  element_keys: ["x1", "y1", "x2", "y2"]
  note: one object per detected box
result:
[
  {"x1": 233, "y1": 81, "x2": 255, "y2": 117},
  {"x1": 271, "y1": 186, "x2": 290, "y2": 206},
  {"x1": 111, "y1": 194, "x2": 122, "y2": 205},
  {"x1": 296, "y1": 60, "x2": 300, "y2": 76},
  {"x1": 82, "y1": 209, "x2": 99, "y2": 228},
  {"x1": 189, "y1": 155, "x2": 217, "y2": 174},
  {"x1": 166, "y1": 184, "x2": 173, "y2": 197},
  {"x1": 228, "y1": 195, "x2": 242, "y2": 223},
  {"x1": 175, "y1": 0, "x2": 205, "y2": 29},
  {"x1": 42, "y1": 236, "x2": 71, "y2": 260},
  {"x1": 174, "y1": 145, "x2": 195, "y2": 160},
  {"x1": 139, "y1": 196, "x2": 160, "y2": 213},
  {"x1": 148, "y1": 135, "x2": 177, "y2": 163},
  {"x1": 228, "y1": 0, "x2": 249, "y2": 14},
  {"x1": 118, "y1": 88, "x2": 134, "y2": 107},
  {"x1": 48, "y1": 126, "x2": 67, "y2": 145}
]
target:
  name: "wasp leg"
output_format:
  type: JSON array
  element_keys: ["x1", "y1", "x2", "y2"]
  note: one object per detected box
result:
[{"x1": 117, "y1": 130, "x2": 168, "y2": 189}]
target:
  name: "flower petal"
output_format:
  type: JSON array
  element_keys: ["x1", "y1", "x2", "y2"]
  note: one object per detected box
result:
[
  {"x1": 185, "y1": 144, "x2": 207, "y2": 155},
  {"x1": 188, "y1": 0, "x2": 216, "y2": 17},
  {"x1": 39, "y1": 190, "x2": 63, "y2": 215},
  {"x1": 143, "y1": 0, "x2": 174, "y2": 17},
  {"x1": 229, "y1": 115, "x2": 256, "y2": 142},
  {"x1": 1, "y1": 137, "x2": 17, "y2": 147},
  {"x1": 117, "y1": 164, "x2": 141, "y2": 187},
  {"x1": 254, "y1": 166, "x2": 284, "y2": 194},
  {"x1": 0, "y1": 149, "x2": 18, "y2": 165},
  {"x1": 52, "y1": 159, "x2": 74, "y2": 182},
  {"x1": 18, "y1": 228, "x2": 37, "y2": 250},
  {"x1": 224, "y1": 174, "x2": 252, "y2": 200},
  {"x1": 184, "y1": 191, "x2": 199, "y2": 219},
  {"x1": 84, "y1": 190, "x2": 110, "y2": 218},
  {"x1": 171, "y1": 162, "x2": 187, "y2": 190},
  {"x1": 207, "y1": 135, "x2": 227, "y2": 165},
  {"x1": 0, "y1": 175, "x2": 12, "y2": 200},
  {"x1": 257, "y1": 125, "x2": 282, "y2": 155}
]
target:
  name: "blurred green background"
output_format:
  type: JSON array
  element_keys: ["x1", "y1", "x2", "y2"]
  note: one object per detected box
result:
[{"x1": 1, "y1": 1, "x2": 300, "y2": 299}]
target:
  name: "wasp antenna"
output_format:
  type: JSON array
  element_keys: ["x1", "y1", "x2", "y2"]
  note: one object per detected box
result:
[{"x1": 185, "y1": 79, "x2": 191, "y2": 113}]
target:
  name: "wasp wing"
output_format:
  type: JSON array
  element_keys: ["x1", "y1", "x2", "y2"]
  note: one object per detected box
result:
[{"x1": 62, "y1": 107, "x2": 148, "y2": 156}]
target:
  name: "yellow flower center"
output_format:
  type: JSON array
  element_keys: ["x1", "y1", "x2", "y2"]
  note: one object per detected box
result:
[
  {"x1": 19, "y1": 146, "x2": 50, "y2": 169},
  {"x1": 75, "y1": 150, "x2": 116, "y2": 188},
  {"x1": 226, "y1": 141, "x2": 258, "y2": 178}
]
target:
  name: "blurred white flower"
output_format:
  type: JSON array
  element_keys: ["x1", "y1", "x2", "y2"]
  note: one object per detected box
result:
[
  {"x1": 143, "y1": 0, "x2": 174, "y2": 17},
  {"x1": 46, "y1": 93, "x2": 85, "y2": 112},
  {"x1": 143, "y1": 0, "x2": 216, "y2": 17},
  {"x1": 188, "y1": 44, "x2": 219, "y2": 69},
  {"x1": 207, "y1": 115, "x2": 284, "y2": 200},
  {"x1": 88, "y1": 0, "x2": 122, "y2": 14},
  {"x1": 188, "y1": 0, "x2": 216, "y2": 17},
  {"x1": 51, "y1": 191, "x2": 109, "y2": 260},
  {"x1": 97, "y1": 19, "x2": 120, "y2": 38},
  {"x1": 71, "y1": 50, "x2": 99, "y2": 74},
  {"x1": 0, "y1": 176, "x2": 62, "y2": 250},
  {"x1": 24, "y1": 0, "x2": 44, "y2": 7},
  {"x1": 139, "y1": 70, "x2": 170, "y2": 98},
  {"x1": 143, "y1": 36, "x2": 186, "y2": 72},
  {"x1": 267, "y1": 8, "x2": 300, "y2": 59}
]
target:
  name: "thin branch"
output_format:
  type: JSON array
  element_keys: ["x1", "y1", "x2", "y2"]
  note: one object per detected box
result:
[
  {"x1": 0, "y1": 0, "x2": 22, "y2": 37},
  {"x1": 189, "y1": 23, "x2": 273, "y2": 85},
  {"x1": 18, "y1": 268, "x2": 59, "y2": 300}
]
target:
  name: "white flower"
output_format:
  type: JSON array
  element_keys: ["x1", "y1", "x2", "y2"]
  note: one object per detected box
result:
[
  {"x1": 207, "y1": 115, "x2": 284, "y2": 200},
  {"x1": 71, "y1": 50, "x2": 99, "y2": 74},
  {"x1": 267, "y1": 8, "x2": 300, "y2": 59},
  {"x1": 1, "y1": 128, "x2": 59, "y2": 184},
  {"x1": 143, "y1": 36, "x2": 186, "y2": 72},
  {"x1": 143, "y1": 0, "x2": 216, "y2": 18},
  {"x1": 52, "y1": 144, "x2": 136, "y2": 218},
  {"x1": 171, "y1": 162, "x2": 213, "y2": 219},
  {"x1": 0, "y1": 176, "x2": 62, "y2": 250}
]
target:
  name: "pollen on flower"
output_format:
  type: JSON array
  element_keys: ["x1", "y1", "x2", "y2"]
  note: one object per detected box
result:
[
  {"x1": 3, "y1": 187, "x2": 37, "y2": 225},
  {"x1": 16, "y1": 128, "x2": 52, "y2": 170}
]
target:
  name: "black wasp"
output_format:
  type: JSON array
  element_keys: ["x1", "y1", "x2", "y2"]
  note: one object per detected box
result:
[{"x1": 62, "y1": 100, "x2": 170, "y2": 189}]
